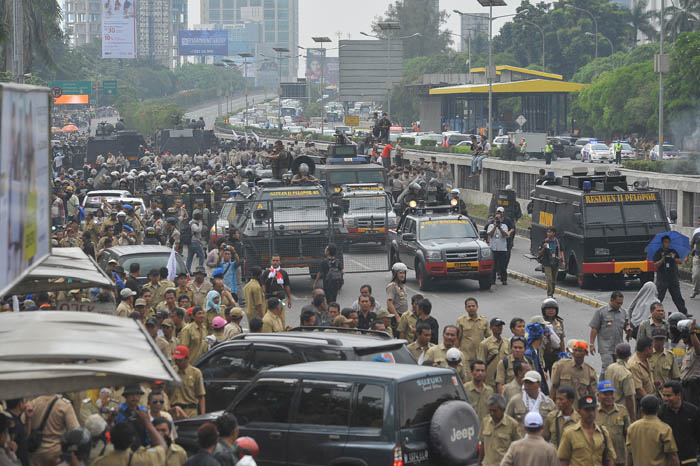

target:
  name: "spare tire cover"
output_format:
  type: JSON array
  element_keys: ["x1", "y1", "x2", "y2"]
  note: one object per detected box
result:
[{"x1": 429, "y1": 400, "x2": 480, "y2": 465}]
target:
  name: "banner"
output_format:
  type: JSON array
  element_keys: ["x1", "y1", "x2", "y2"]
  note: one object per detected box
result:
[
  {"x1": 305, "y1": 48, "x2": 326, "y2": 82},
  {"x1": 0, "y1": 84, "x2": 51, "y2": 296},
  {"x1": 179, "y1": 30, "x2": 229, "y2": 56},
  {"x1": 102, "y1": 0, "x2": 136, "y2": 59}
]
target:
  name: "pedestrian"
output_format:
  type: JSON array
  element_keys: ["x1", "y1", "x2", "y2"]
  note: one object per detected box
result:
[
  {"x1": 524, "y1": 322, "x2": 548, "y2": 395},
  {"x1": 406, "y1": 322, "x2": 434, "y2": 364},
  {"x1": 223, "y1": 307, "x2": 244, "y2": 339},
  {"x1": 415, "y1": 298, "x2": 439, "y2": 344},
  {"x1": 653, "y1": 235, "x2": 688, "y2": 316},
  {"x1": 604, "y1": 343, "x2": 637, "y2": 422},
  {"x1": 557, "y1": 395, "x2": 616, "y2": 466},
  {"x1": 183, "y1": 423, "x2": 220, "y2": 466},
  {"x1": 263, "y1": 254, "x2": 292, "y2": 322},
  {"x1": 589, "y1": 291, "x2": 630, "y2": 376},
  {"x1": 477, "y1": 318, "x2": 510, "y2": 390},
  {"x1": 92, "y1": 418, "x2": 167, "y2": 466},
  {"x1": 168, "y1": 345, "x2": 206, "y2": 419},
  {"x1": 543, "y1": 386, "x2": 580, "y2": 447},
  {"x1": 425, "y1": 325, "x2": 468, "y2": 382},
  {"x1": 628, "y1": 336, "x2": 656, "y2": 418},
  {"x1": 478, "y1": 394, "x2": 520, "y2": 466},
  {"x1": 178, "y1": 307, "x2": 208, "y2": 364},
  {"x1": 541, "y1": 298, "x2": 565, "y2": 373},
  {"x1": 691, "y1": 216, "x2": 700, "y2": 298},
  {"x1": 505, "y1": 370, "x2": 556, "y2": 429},
  {"x1": 312, "y1": 244, "x2": 343, "y2": 304},
  {"x1": 614, "y1": 140, "x2": 623, "y2": 165},
  {"x1": 487, "y1": 214, "x2": 509, "y2": 285},
  {"x1": 637, "y1": 301, "x2": 669, "y2": 341},
  {"x1": 213, "y1": 413, "x2": 239, "y2": 466},
  {"x1": 380, "y1": 141, "x2": 392, "y2": 170},
  {"x1": 550, "y1": 340, "x2": 597, "y2": 404},
  {"x1": 538, "y1": 227, "x2": 564, "y2": 297},
  {"x1": 659, "y1": 380, "x2": 700, "y2": 466},
  {"x1": 386, "y1": 263, "x2": 408, "y2": 323},
  {"x1": 356, "y1": 295, "x2": 377, "y2": 330},
  {"x1": 28, "y1": 395, "x2": 79, "y2": 466},
  {"x1": 464, "y1": 360, "x2": 494, "y2": 423},
  {"x1": 242, "y1": 266, "x2": 265, "y2": 323},
  {"x1": 397, "y1": 293, "x2": 421, "y2": 343},
  {"x1": 262, "y1": 297, "x2": 285, "y2": 333},
  {"x1": 0, "y1": 414, "x2": 21, "y2": 466},
  {"x1": 679, "y1": 319, "x2": 700, "y2": 408},
  {"x1": 456, "y1": 297, "x2": 491, "y2": 363},
  {"x1": 595, "y1": 381, "x2": 630, "y2": 466},
  {"x1": 626, "y1": 395, "x2": 680, "y2": 466},
  {"x1": 496, "y1": 336, "x2": 533, "y2": 395},
  {"x1": 499, "y1": 412, "x2": 559, "y2": 466},
  {"x1": 4, "y1": 398, "x2": 31, "y2": 466},
  {"x1": 503, "y1": 360, "x2": 533, "y2": 403},
  {"x1": 186, "y1": 210, "x2": 206, "y2": 271},
  {"x1": 471, "y1": 135, "x2": 491, "y2": 174},
  {"x1": 152, "y1": 417, "x2": 187, "y2": 466},
  {"x1": 649, "y1": 328, "x2": 680, "y2": 395}
]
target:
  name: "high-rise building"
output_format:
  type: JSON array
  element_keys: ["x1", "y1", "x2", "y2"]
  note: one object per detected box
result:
[
  {"x1": 199, "y1": 0, "x2": 298, "y2": 81},
  {"x1": 64, "y1": 0, "x2": 101, "y2": 46},
  {"x1": 137, "y1": 0, "x2": 171, "y2": 66},
  {"x1": 459, "y1": 12, "x2": 488, "y2": 52}
]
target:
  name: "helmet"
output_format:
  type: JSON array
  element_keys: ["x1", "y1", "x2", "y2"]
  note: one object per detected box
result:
[
  {"x1": 102, "y1": 175, "x2": 111, "y2": 185},
  {"x1": 181, "y1": 184, "x2": 189, "y2": 192},
  {"x1": 153, "y1": 208, "x2": 162, "y2": 217},
  {"x1": 60, "y1": 427, "x2": 92, "y2": 462},
  {"x1": 299, "y1": 163, "x2": 309, "y2": 174},
  {"x1": 392, "y1": 262, "x2": 408, "y2": 273},
  {"x1": 235, "y1": 437, "x2": 259, "y2": 458},
  {"x1": 90, "y1": 168, "x2": 97, "y2": 176},
  {"x1": 451, "y1": 188, "x2": 460, "y2": 195},
  {"x1": 669, "y1": 312, "x2": 686, "y2": 327},
  {"x1": 195, "y1": 186, "x2": 204, "y2": 194},
  {"x1": 145, "y1": 227, "x2": 156, "y2": 236},
  {"x1": 155, "y1": 186, "x2": 164, "y2": 193},
  {"x1": 505, "y1": 184, "x2": 513, "y2": 190},
  {"x1": 409, "y1": 182, "x2": 421, "y2": 193},
  {"x1": 541, "y1": 297, "x2": 559, "y2": 311}
]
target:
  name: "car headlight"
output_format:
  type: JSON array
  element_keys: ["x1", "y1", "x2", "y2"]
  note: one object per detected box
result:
[
  {"x1": 480, "y1": 248, "x2": 493, "y2": 259},
  {"x1": 425, "y1": 250, "x2": 442, "y2": 260}
]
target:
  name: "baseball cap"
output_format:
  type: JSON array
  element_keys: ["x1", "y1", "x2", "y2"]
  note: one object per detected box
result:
[
  {"x1": 651, "y1": 327, "x2": 668, "y2": 339},
  {"x1": 194, "y1": 266, "x2": 207, "y2": 275},
  {"x1": 212, "y1": 316, "x2": 227, "y2": 329},
  {"x1": 122, "y1": 384, "x2": 144, "y2": 395},
  {"x1": 523, "y1": 370, "x2": 542, "y2": 383},
  {"x1": 228, "y1": 307, "x2": 244, "y2": 318},
  {"x1": 578, "y1": 395, "x2": 597, "y2": 410},
  {"x1": 597, "y1": 380, "x2": 615, "y2": 393},
  {"x1": 490, "y1": 317, "x2": 505, "y2": 327},
  {"x1": 375, "y1": 308, "x2": 391, "y2": 320},
  {"x1": 446, "y1": 348, "x2": 463, "y2": 363},
  {"x1": 496, "y1": 206, "x2": 505, "y2": 213},
  {"x1": 524, "y1": 412, "x2": 543, "y2": 428},
  {"x1": 161, "y1": 318, "x2": 174, "y2": 327},
  {"x1": 172, "y1": 345, "x2": 190, "y2": 359},
  {"x1": 134, "y1": 298, "x2": 146, "y2": 307},
  {"x1": 212, "y1": 267, "x2": 225, "y2": 277},
  {"x1": 120, "y1": 288, "x2": 136, "y2": 298}
]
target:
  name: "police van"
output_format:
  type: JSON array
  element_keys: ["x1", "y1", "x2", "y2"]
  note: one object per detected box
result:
[
  {"x1": 340, "y1": 184, "x2": 397, "y2": 244},
  {"x1": 530, "y1": 168, "x2": 672, "y2": 288}
]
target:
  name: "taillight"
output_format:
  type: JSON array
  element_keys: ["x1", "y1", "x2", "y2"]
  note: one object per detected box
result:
[{"x1": 393, "y1": 445, "x2": 403, "y2": 466}]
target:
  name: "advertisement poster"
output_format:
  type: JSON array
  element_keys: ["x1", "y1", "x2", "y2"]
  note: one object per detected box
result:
[
  {"x1": 102, "y1": 0, "x2": 136, "y2": 59},
  {"x1": 179, "y1": 30, "x2": 229, "y2": 56},
  {"x1": 305, "y1": 48, "x2": 325, "y2": 82},
  {"x1": 0, "y1": 84, "x2": 51, "y2": 296}
]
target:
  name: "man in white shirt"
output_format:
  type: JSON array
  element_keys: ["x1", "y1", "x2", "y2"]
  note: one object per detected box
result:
[{"x1": 488, "y1": 211, "x2": 510, "y2": 285}]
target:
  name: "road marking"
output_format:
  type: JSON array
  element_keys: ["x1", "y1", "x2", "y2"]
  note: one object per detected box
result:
[{"x1": 345, "y1": 256, "x2": 374, "y2": 271}]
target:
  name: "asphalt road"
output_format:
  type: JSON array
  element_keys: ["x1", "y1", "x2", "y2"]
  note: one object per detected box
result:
[{"x1": 184, "y1": 92, "x2": 268, "y2": 129}]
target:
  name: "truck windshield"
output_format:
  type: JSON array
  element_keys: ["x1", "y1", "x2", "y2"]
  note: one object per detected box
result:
[
  {"x1": 349, "y1": 196, "x2": 390, "y2": 212},
  {"x1": 623, "y1": 203, "x2": 665, "y2": 223},
  {"x1": 419, "y1": 220, "x2": 477, "y2": 240},
  {"x1": 585, "y1": 203, "x2": 665, "y2": 224},
  {"x1": 329, "y1": 170, "x2": 386, "y2": 186},
  {"x1": 585, "y1": 205, "x2": 621, "y2": 224}
]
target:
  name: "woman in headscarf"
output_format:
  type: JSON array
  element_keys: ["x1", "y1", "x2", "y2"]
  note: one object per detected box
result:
[
  {"x1": 525, "y1": 322, "x2": 549, "y2": 395},
  {"x1": 627, "y1": 281, "x2": 659, "y2": 338},
  {"x1": 205, "y1": 290, "x2": 221, "y2": 334}
]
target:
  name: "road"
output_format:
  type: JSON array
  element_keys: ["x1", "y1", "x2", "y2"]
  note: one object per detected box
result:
[{"x1": 185, "y1": 92, "x2": 268, "y2": 129}]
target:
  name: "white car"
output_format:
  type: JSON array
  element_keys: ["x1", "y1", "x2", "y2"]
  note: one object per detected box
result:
[
  {"x1": 82, "y1": 190, "x2": 131, "y2": 213},
  {"x1": 650, "y1": 144, "x2": 682, "y2": 161},
  {"x1": 581, "y1": 143, "x2": 611, "y2": 163},
  {"x1": 608, "y1": 142, "x2": 635, "y2": 161},
  {"x1": 492, "y1": 136, "x2": 509, "y2": 148}
]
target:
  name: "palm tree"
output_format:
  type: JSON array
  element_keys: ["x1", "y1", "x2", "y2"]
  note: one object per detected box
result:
[
  {"x1": 0, "y1": 0, "x2": 62, "y2": 72},
  {"x1": 629, "y1": 0, "x2": 658, "y2": 45},
  {"x1": 666, "y1": 0, "x2": 700, "y2": 41}
]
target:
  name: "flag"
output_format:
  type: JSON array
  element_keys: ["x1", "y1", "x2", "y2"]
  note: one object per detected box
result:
[
  {"x1": 231, "y1": 129, "x2": 239, "y2": 138},
  {"x1": 78, "y1": 206, "x2": 86, "y2": 222},
  {"x1": 166, "y1": 245, "x2": 177, "y2": 282},
  {"x1": 244, "y1": 131, "x2": 249, "y2": 144},
  {"x1": 12, "y1": 296, "x2": 19, "y2": 312},
  {"x1": 251, "y1": 131, "x2": 260, "y2": 143}
]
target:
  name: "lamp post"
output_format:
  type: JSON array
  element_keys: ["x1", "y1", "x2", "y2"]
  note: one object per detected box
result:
[
  {"x1": 565, "y1": 4, "x2": 598, "y2": 78},
  {"x1": 272, "y1": 47, "x2": 290, "y2": 132},
  {"x1": 239, "y1": 52, "x2": 253, "y2": 129},
  {"x1": 312, "y1": 36, "x2": 332, "y2": 136},
  {"x1": 446, "y1": 31, "x2": 477, "y2": 74},
  {"x1": 585, "y1": 32, "x2": 613, "y2": 70},
  {"x1": 520, "y1": 18, "x2": 545, "y2": 71}
]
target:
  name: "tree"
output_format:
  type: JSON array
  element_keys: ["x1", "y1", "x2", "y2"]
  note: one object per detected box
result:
[
  {"x1": 628, "y1": 0, "x2": 657, "y2": 45},
  {"x1": 372, "y1": 0, "x2": 453, "y2": 59},
  {"x1": 666, "y1": 0, "x2": 700, "y2": 41},
  {"x1": 0, "y1": 0, "x2": 62, "y2": 71}
]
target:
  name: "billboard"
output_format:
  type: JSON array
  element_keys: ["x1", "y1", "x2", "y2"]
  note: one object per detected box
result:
[
  {"x1": 339, "y1": 40, "x2": 404, "y2": 102},
  {"x1": 49, "y1": 80, "x2": 92, "y2": 105},
  {"x1": 179, "y1": 30, "x2": 229, "y2": 56},
  {"x1": 0, "y1": 84, "x2": 51, "y2": 296},
  {"x1": 101, "y1": 0, "x2": 136, "y2": 59},
  {"x1": 305, "y1": 48, "x2": 325, "y2": 82}
]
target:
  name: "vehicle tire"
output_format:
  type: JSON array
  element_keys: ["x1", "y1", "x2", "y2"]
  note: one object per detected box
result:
[
  {"x1": 577, "y1": 273, "x2": 595, "y2": 289},
  {"x1": 478, "y1": 275, "x2": 492, "y2": 291},
  {"x1": 388, "y1": 249, "x2": 399, "y2": 269},
  {"x1": 416, "y1": 262, "x2": 432, "y2": 291},
  {"x1": 640, "y1": 272, "x2": 654, "y2": 285},
  {"x1": 429, "y1": 400, "x2": 480, "y2": 466}
]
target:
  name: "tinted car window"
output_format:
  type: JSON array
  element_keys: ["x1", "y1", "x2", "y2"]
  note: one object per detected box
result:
[
  {"x1": 250, "y1": 347, "x2": 300, "y2": 373},
  {"x1": 301, "y1": 348, "x2": 347, "y2": 362},
  {"x1": 198, "y1": 346, "x2": 251, "y2": 379},
  {"x1": 233, "y1": 378, "x2": 297, "y2": 424},
  {"x1": 120, "y1": 254, "x2": 187, "y2": 276},
  {"x1": 357, "y1": 348, "x2": 419, "y2": 365},
  {"x1": 399, "y1": 374, "x2": 463, "y2": 427},
  {"x1": 351, "y1": 383, "x2": 385, "y2": 429},
  {"x1": 295, "y1": 381, "x2": 352, "y2": 426}
]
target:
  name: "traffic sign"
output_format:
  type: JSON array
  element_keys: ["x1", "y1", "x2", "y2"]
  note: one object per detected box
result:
[
  {"x1": 51, "y1": 87, "x2": 63, "y2": 98},
  {"x1": 345, "y1": 115, "x2": 360, "y2": 127},
  {"x1": 49, "y1": 80, "x2": 92, "y2": 96},
  {"x1": 516, "y1": 115, "x2": 527, "y2": 127},
  {"x1": 103, "y1": 80, "x2": 118, "y2": 96}
]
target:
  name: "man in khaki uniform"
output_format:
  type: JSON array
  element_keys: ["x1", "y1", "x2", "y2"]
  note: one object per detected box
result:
[
  {"x1": 604, "y1": 342, "x2": 637, "y2": 422},
  {"x1": 190, "y1": 267, "x2": 212, "y2": 308},
  {"x1": 178, "y1": 308, "x2": 208, "y2": 364},
  {"x1": 463, "y1": 360, "x2": 493, "y2": 423},
  {"x1": 92, "y1": 413, "x2": 167, "y2": 466},
  {"x1": 29, "y1": 395, "x2": 80, "y2": 466},
  {"x1": 168, "y1": 345, "x2": 206, "y2": 419},
  {"x1": 595, "y1": 380, "x2": 630, "y2": 466},
  {"x1": 116, "y1": 288, "x2": 136, "y2": 318},
  {"x1": 626, "y1": 395, "x2": 680, "y2": 466},
  {"x1": 456, "y1": 297, "x2": 491, "y2": 362},
  {"x1": 155, "y1": 289, "x2": 178, "y2": 314},
  {"x1": 558, "y1": 395, "x2": 616, "y2": 466},
  {"x1": 242, "y1": 267, "x2": 265, "y2": 322},
  {"x1": 406, "y1": 322, "x2": 434, "y2": 364},
  {"x1": 505, "y1": 371, "x2": 556, "y2": 431},
  {"x1": 550, "y1": 340, "x2": 598, "y2": 403},
  {"x1": 142, "y1": 269, "x2": 169, "y2": 308},
  {"x1": 500, "y1": 412, "x2": 559, "y2": 466},
  {"x1": 503, "y1": 360, "x2": 532, "y2": 403},
  {"x1": 543, "y1": 386, "x2": 580, "y2": 447},
  {"x1": 425, "y1": 325, "x2": 468, "y2": 382},
  {"x1": 159, "y1": 319, "x2": 178, "y2": 357},
  {"x1": 628, "y1": 336, "x2": 655, "y2": 417},
  {"x1": 649, "y1": 328, "x2": 680, "y2": 395},
  {"x1": 495, "y1": 336, "x2": 531, "y2": 394},
  {"x1": 478, "y1": 394, "x2": 521, "y2": 466},
  {"x1": 397, "y1": 300, "x2": 419, "y2": 344},
  {"x1": 262, "y1": 297, "x2": 285, "y2": 333},
  {"x1": 477, "y1": 318, "x2": 510, "y2": 390},
  {"x1": 152, "y1": 417, "x2": 187, "y2": 466}
]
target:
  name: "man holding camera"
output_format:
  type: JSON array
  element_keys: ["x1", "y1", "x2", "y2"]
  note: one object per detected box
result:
[
  {"x1": 487, "y1": 212, "x2": 510, "y2": 285},
  {"x1": 652, "y1": 235, "x2": 688, "y2": 315}
]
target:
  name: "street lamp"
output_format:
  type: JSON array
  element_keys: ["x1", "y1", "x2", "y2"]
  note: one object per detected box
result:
[
  {"x1": 239, "y1": 52, "x2": 253, "y2": 128},
  {"x1": 520, "y1": 18, "x2": 545, "y2": 71},
  {"x1": 446, "y1": 31, "x2": 477, "y2": 73},
  {"x1": 565, "y1": 4, "x2": 598, "y2": 78},
  {"x1": 585, "y1": 32, "x2": 613, "y2": 70},
  {"x1": 312, "y1": 36, "x2": 332, "y2": 136},
  {"x1": 272, "y1": 46, "x2": 290, "y2": 131}
]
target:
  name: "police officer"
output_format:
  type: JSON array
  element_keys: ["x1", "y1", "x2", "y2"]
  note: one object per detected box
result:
[
  {"x1": 626, "y1": 395, "x2": 680, "y2": 466},
  {"x1": 168, "y1": 345, "x2": 206, "y2": 420},
  {"x1": 595, "y1": 380, "x2": 630, "y2": 466},
  {"x1": 649, "y1": 328, "x2": 680, "y2": 395},
  {"x1": 450, "y1": 188, "x2": 468, "y2": 216},
  {"x1": 545, "y1": 141, "x2": 554, "y2": 165},
  {"x1": 589, "y1": 291, "x2": 630, "y2": 376},
  {"x1": 653, "y1": 235, "x2": 688, "y2": 315},
  {"x1": 614, "y1": 141, "x2": 623, "y2": 165},
  {"x1": 558, "y1": 395, "x2": 616, "y2": 466}
]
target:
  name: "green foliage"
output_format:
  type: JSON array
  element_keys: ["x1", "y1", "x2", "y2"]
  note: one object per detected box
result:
[
  {"x1": 453, "y1": 146, "x2": 471, "y2": 154},
  {"x1": 121, "y1": 102, "x2": 183, "y2": 137},
  {"x1": 623, "y1": 155, "x2": 700, "y2": 175},
  {"x1": 571, "y1": 42, "x2": 658, "y2": 83},
  {"x1": 420, "y1": 139, "x2": 437, "y2": 147},
  {"x1": 397, "y1": 137, "x2": 415, "y2": 145}
]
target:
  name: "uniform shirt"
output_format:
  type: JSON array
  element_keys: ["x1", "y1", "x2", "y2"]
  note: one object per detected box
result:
[
  {"x1": 464, "y1": 382, "x2": 493, "y2": 423},
  {"x1": 502, "y1": 379, "x2": 522, "y2": 404},
  {"x1": 170, "y1": 365, "x2": 205, "y2": 407},
  {"x1": 496, "y1": 355, "x2": 533, "y2": 388},
  {"x1": 604, "y1": 359, "x2": 636, "y2": 406},
  {"x1": 142, "y1": 282, "x2": 169, "y2": 308},
  {"x1": 190, "y1": 280, "x2": 212, "y2": 308},
  {"x1": 406, "y1": 341, "x2": 434, "y2": 365},
  {"x1": 425, "y1": 344, "x2": 469, "y2": 382},
  {"x1": 243, "y1": 279, "x2": 265, "y2": 321},
  {"x1": 30, "y1": 395, "x2": 79, "y2": 456},
  {"x1": 626, "y1": 415, "x2": 678, "y2": 466},
  {"x1": 500, "y1": 434, "x2": 559, "y2": 466},
  {"x1": 658, "y1": 401, "x2": 700, "y2": 462},
  {"x1": 477, "y1": 336, "x2": 510, "y2": 389},
  {"x1": 223, "y1": 322, "x2": 242, "y2": 340},
  {"x1": 557, "y1": 421, "x2": 616, "y2": 466},
  {"x1": 478, "y1": 414, "x2": 521, "y2": 466},
  {"x1": 649, "y1": 349, "x2": 680, "y2": 393},
  {"x1": 397, "y1": 311, "x2": 418, "y2": 343},
  {"x1": 455, "y1": 314, "x2": 491, "y2": 361},
  {"x1": 681, "y1": 347, "x2": 700, "y2": 381},
  {"x1": 505, "y1": 391, "x2": 556, "y2": 430},
  {"x1": 174, "y1": 286, "x2": 193, "y2": 302},
  {"x1": 262, "y1": 311, "x2": 284, "y2": 333},
  {"x1": 164, "y1": 443, "x2": 187, "y2": 466},
  {"x1": 178, "y1": 322, "x2": 207, "y2": 364},
  {"x1": 628, "y1": 353, "x2": 655, "y2": 397},
  {"x1": 550, "y1": 358, "x2": 598, "y2": 403},
  {"x1": 115, "y1": 301, "x2": 133, "y2": 318},
  {"x1": 92, "y1": 446, "x2": 166, "y2": 466},
  {"x1": 589, "y1": 305, "x2": 627, "y2": 356},
  {"x1": 155, "y1": 336, "x2": 172, "y2": 360},
  {"x1": 543, "y1": 410, "x2": 580, "y2": 447},
  {"x1": 385, "y1": 282, "x2": 408, "y2": 316},
  {"x1": 596, "y1": 403, "x2": 630, "y2": 465},
  {"x1": 637, "y1": 318, "x2": 669, "y2": 341}
]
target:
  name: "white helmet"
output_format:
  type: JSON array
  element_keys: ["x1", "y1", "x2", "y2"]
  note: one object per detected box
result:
[{"x1": 392, "y1": 262, "x2": 408, "y2": 273}]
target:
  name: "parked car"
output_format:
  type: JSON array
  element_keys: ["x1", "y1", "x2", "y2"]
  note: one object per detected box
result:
[
  {"x1": 82, "y1": 190, "x2": 131, "y2": 213},
  {"x1": 548, "y1": 137, "x2": 574, "y2": 159},
  {"x1": 569, "y1": 138, "x2": 594, "y2": 160},
  {"x1": 608, "y1": 141, "x2": 636, "y2": 161},
  {"x1": 195, "y1": 328, "x2": 416, "y2": 411},
  {"x1": 176, "y1": 362, "x2": 480, "y2": 466},
  {"x1": 97, "y1": 245, "x2": 188, "y2": 286},
  {"x1": 581, "y1": 142, "x2": 611, "y2": 162},
  {"x1": 492, "y1": 135, "x2": 509, "y2": 148},
  {"x1": 650, "y1": 144, "x2": 682, "y2": 161}
]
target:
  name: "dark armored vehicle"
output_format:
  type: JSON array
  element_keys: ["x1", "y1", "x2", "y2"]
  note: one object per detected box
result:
[{"x1": 87, "y1": 122, "x2": 145, "y2": 166}]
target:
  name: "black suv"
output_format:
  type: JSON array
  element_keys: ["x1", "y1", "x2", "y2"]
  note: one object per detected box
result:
[
  {"x1": 176, "y1": 362, "x2": 480, "y2": 466},
  {"x1": 196, "y1": 328, "x2": 416, "y2": 411}
]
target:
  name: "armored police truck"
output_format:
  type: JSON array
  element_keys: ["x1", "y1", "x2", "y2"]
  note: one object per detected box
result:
[{"x1": 530, "y1": 168, "x2": 671, "y2": 288}]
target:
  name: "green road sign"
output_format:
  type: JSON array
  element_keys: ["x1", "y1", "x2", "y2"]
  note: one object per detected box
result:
[
  {"x1": 49, "y1": 80, "x2": 92, "y2": 95},
  {"x1": 103, "y1": 80, "x2": 118, "y2": 96}
]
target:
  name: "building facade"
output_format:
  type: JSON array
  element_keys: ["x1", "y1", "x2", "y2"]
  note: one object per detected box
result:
[
  {"x1": 137, "y1": 0, "x2": 171, "y2": 66},
  {"x1": 64, "y1": 0, "x2": 101, "y2": 46},
  {"x1": 459, "y1": 12, "x2": 488, "y2": 52}
]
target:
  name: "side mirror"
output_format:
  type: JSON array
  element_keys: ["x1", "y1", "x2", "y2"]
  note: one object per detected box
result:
[
  {"x1": 402, "y1": 233, "x2": 416, "y2": 242},
  {"x1": 669, "y1": 209, "x2": 678, "y2": 223},
  {"x1": 331, "y1": 205, "x2": 344, "y2": 218}
]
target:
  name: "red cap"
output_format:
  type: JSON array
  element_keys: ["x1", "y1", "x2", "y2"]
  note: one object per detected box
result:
[
  {"x1": 186, "y1": 306, "x2": 194, "y2": 317},
  {"x1": 173, "y1": 345, "x2": 190, "y2": 359}
]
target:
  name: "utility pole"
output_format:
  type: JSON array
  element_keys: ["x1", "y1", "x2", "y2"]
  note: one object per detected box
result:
[
  {"x1": 239, "y1": 52, "x2": 253, "y2": 129},
  {"x1": 12, "y1": 0, "x2": 23, "y2": 83},
  {"x1": 312, "y1": 37, "x2": 332, "y2": 136},
  {"x1": 657, "y1": 0, "x2": 667, "y2": 150}
]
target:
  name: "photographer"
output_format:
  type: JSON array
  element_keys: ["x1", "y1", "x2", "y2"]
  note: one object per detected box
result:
[
  {"x1": 538, "y1": 227, "x2": 564, "y2": 297},
  {"x1": 488, "y1": 213, "x2": 510, "y2": 285},
  {"x1": 679, "y1": 319, "x2": 700, "y2": 407},
  {"x1": 652, "y1": 235, "x2": 688, "y2": 315},
  {"x1": 113, "y1": 385, "x2": 150, "y2": 448}
]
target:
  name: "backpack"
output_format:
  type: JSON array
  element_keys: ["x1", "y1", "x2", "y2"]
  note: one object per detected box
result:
[
  {"x1": 325, "y1": 258, "x2": 343, "y2": 287},
  {"x1": 180, "y1": 221, "x2": 193, "y2": 246}
]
